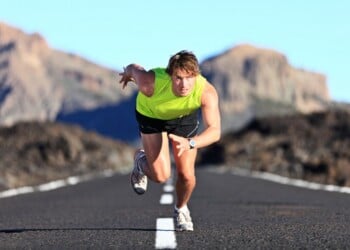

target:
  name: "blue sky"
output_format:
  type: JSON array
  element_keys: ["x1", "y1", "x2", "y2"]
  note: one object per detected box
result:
[{"x1": 1, "y1": 0, "x2": 349, "y2": 102}]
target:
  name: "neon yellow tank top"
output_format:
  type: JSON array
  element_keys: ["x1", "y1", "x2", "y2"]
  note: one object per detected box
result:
[{"x1": 136, "y1": 67, "x2": 206, "y2": 120}]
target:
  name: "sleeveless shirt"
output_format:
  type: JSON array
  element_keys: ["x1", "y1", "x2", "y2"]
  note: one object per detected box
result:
[{"x1": 136, "y1": 68, "x2": 206, "y2": 120}]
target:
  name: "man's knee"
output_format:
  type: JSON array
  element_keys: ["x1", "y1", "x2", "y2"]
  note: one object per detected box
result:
[
  {"x1": 177, "y1": 171, "x2": 196, "y2": 184},
  {"x1": 153, "y1": 172, "x2": 171, "y2": 183},
  {"x1": 150, "y1": 163, "x2": 171, "y2": 183}
]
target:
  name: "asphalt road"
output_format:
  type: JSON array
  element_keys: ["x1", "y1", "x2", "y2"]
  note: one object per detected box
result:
[{"x1": 0, "y1": 167, "x2": 350, "y2": 249}]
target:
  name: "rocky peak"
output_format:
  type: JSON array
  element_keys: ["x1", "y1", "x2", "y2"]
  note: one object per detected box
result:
[
  {"x1": 0, "y1": 22, "x2": 60, "y2": 125},
  {"x1": 0, "y1": 23, "x2": 335, "y2": 144},
  {"x1": 0, "y1": 22, "x2": 49, "y2": 55},
  {"x1": 201, "y1": 44, "x2": 330, "y2": 132},
  {"x1": 0, "y1": 22, "x2": 130, "y2": 127}
]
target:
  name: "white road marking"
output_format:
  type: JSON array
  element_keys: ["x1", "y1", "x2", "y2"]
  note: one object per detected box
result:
[
  {"x1": 160, "y1": 193, "x2": 174, "y2": 204},
  {"x1": 0, "y1": 186, "x2": 35, "y2": 198},
  {"x1": 0, "y1": 170, "x2": 115, "y2": 199},
  {"x1": 1, "y1": 167, "x2": 179, "y2": 249},
  {"x1": 163, "y1": 184, "x2": 174, "y2": 192},
  {"x1": 155, "y1": 218, "x2": 177, "y2": 249},
  {"x1": 250, "y1": 171, "x2": 350, "y2": 193},
  {"x1": 156, "y1": 171, "x2": 177, "y2": 249},
  {"x1": 213, "y1": 166, "x2": 350, "y2": 194}
]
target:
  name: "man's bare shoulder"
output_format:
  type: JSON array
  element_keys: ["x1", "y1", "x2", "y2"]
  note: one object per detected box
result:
[
  {"x1": 139, "y1": 70, "x2": 155, "y2": 96},
  {"x1": 202, "y1": 82, "x2": 219, "y2": 104}
]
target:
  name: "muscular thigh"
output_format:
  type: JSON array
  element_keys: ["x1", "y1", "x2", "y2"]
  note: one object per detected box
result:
[{"x1": 141, "y1": 132, "x2": 171, "y2": 173}]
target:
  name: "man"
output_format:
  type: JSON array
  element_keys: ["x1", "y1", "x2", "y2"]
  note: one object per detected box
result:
[{"x1": 119, "y1": 50, "x2": 221, "y2": 231}]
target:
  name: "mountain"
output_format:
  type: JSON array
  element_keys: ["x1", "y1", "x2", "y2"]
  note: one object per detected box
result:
[
  {"x1": 0, "y1": 21, "x2": 134, "y2": 125},
  {"x1": 0, "y1": 22, "x2": 347, "y2": 190},
  {"x1": 200, "y1": 44, "x2": 330, "y2": 132},
  {"x1": 198, "y1": 110, "x2": 350, "y2": 187},
  {"x1": 0, "y1": 22, "x2": 331, "y2": 143}
]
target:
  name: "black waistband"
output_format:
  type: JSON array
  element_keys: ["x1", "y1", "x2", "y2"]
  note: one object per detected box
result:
[{"x1": 135, "y1": 109, "x2": 198, "y2": 125}]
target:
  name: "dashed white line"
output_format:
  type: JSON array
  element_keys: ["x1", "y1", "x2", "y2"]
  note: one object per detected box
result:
[
  {"x1": 160, "y1": 193, "x2": 174, "y2": 204},
  {"x1": 155, "y1": 174, "x2": 177, "y2": 249},
  {"x1": 163, "y1": 184, "x2": 174, "y2": 192},
  {"x1": 155, "y1": 218, "x2": 177, "y2": 249}
]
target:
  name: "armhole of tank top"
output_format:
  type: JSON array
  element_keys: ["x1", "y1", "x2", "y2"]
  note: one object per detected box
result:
[
  {"x1": 152, "y1": 68, "x2": 163, "y2": 93},
  {"x1": 197, "y1": 75, "x2": 206, "y2": 104}
]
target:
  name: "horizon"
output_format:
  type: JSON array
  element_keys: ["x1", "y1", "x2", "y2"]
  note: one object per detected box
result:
[{"x1": 1, "y1": 0, "x2": 349, "y2": 103}]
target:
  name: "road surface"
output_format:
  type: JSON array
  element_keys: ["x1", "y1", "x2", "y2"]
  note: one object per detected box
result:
[{"x1": 0, "y1": 167, "x2": 350, "y2": 249}]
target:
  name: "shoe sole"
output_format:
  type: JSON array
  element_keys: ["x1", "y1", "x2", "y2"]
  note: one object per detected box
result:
[
  {"x1": 175, "y1": 226, "x2": 194, "y2": 232},
  {"x1": 130, "y1": 149, "x2": 147, "y2": 195},
  {"x1": 174, "y1": 221, "x2": 194, "y2": 232}
]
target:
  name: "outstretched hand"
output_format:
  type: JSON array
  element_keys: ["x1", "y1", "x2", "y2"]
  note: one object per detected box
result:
[
  {"x1": 119, "y1": 67, "x2": 135, "y2": 89},
  {"x1": 168, "y1": 134, "x2": 190, "y2": 157}
]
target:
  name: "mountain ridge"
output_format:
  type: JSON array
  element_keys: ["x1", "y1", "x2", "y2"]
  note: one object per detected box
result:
[
  {"x1": 0, "y1": 22, "x2": 331, "y2": 143},
  {"x1": 201, "y1": 43, "x2": 330, "y2": 132},
  {"x1": 0, "y1": 22, "x2": 348, "y2": 190}
]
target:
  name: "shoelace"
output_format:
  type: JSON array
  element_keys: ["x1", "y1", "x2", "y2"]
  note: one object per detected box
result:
[
  {"x1": 176, "y1": 210, "x2": 191, "y2": 224},
  {"x1": 132, "y1": 168, "x2": 146, "y2": 183},
  {"x1": 133, "y1": 155, "x2": 146, "y2": 184}
]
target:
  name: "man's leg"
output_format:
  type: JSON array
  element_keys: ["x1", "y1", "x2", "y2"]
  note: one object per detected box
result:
[
  {"x1": 140, "y1": 132, "x2": 172, "y2": 183},
  {"x1": 173, "y1": 145, "x2": 197, "y2": 208},
  {"x1": 131, "y1": 132, "x2": 171, "y2": 194},
  {"x1": 171, "y1": 144, "x2": 197, "y2": 208},
  {"x1": 171, "y1": 142, "x2": 197, "y2": 231}
]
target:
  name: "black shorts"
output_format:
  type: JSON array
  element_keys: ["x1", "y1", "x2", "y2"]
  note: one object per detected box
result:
[{"x1": 135, "y1": 110, "x2": 199, "y2": 138}]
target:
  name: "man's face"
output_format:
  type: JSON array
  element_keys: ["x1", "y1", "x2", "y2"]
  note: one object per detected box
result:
[{"x1": 171, "y1": 69, "x2": 196, "y2": 97}]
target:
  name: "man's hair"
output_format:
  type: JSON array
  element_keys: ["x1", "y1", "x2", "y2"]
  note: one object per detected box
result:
[{"x1": 166, "y1": 50, "x2": 200, "y2": 76}]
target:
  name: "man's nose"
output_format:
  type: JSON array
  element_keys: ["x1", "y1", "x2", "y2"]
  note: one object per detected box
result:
[{"x1": 181, "y1": 78, "x2": 189, "y2": 86}]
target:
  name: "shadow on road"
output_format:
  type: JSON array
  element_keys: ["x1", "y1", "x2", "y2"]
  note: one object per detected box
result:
[{"x1": 0, "y1": 227, "x2": 168, "y2": 233}]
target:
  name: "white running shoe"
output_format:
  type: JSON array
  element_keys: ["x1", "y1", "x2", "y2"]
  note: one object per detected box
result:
[
  {"x1": 174, "y1": 206, "x2": 194, "y2": 231},
  {"x1": 130, "y1": 149, "x2": 148, "y2": 195}
]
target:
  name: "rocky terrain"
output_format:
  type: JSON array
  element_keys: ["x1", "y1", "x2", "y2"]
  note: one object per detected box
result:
[
  {"x1": 0, "y1": 22, "x2": 134, "y2": 126},
  {"x1": 0, "y1": 21, "x2": 348, "y2": 190},
  {"x1": 198, "y1": 109, "x2": 350, "y2": 187},
  {"x1": 3, "y1": 108, "x2": 349, "y2": 191},
  {"x1": 1, "y1": 22, "x2": 330, "y2": 143},
  {"x1": 200, "y1": 44, "x2": 330, "y2": 132},
  {"x1": 0, "y1": 122, "x2": 134, "y2": 190}
]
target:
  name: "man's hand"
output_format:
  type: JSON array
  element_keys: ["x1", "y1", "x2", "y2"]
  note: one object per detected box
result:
[
  {"x1": 168, "y1": 133, "x2": 190, "y2": 157},
  {"x1": 119, "y1": 66, "x2": 135, "y2": 89}
]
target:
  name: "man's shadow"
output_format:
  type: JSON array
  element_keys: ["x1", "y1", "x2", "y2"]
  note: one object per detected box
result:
[
  {"x1": 0, "y1": 227, "x2": 179, "y2": 234},
  {"x1": 0, "y1": 227, "x2": 177, "y2": 233}
]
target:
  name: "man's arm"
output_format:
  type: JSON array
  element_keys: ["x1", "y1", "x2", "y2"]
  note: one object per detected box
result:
[
  {"x1": 192, "y1": 82, "x2": 221, "y2": 148},
  {"x1": 169, "y1": 82, "x2": 221, "y2": 156},
  {"x1": 119, "y1": 64, "x2": 155, "y2": 96}
]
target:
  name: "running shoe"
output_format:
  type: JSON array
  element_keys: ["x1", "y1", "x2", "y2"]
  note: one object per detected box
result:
[
  {"x1": 130, "y1": 149, "x2": 148, "y2": 195},
  {"x1": 174, "y1": 206, "x2": 194, "y2": 231}
]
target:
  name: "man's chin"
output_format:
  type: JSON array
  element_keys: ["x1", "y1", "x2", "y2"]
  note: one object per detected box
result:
[{"x1": 179, "y1": 90, "x2": 190, "y2": 96}]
